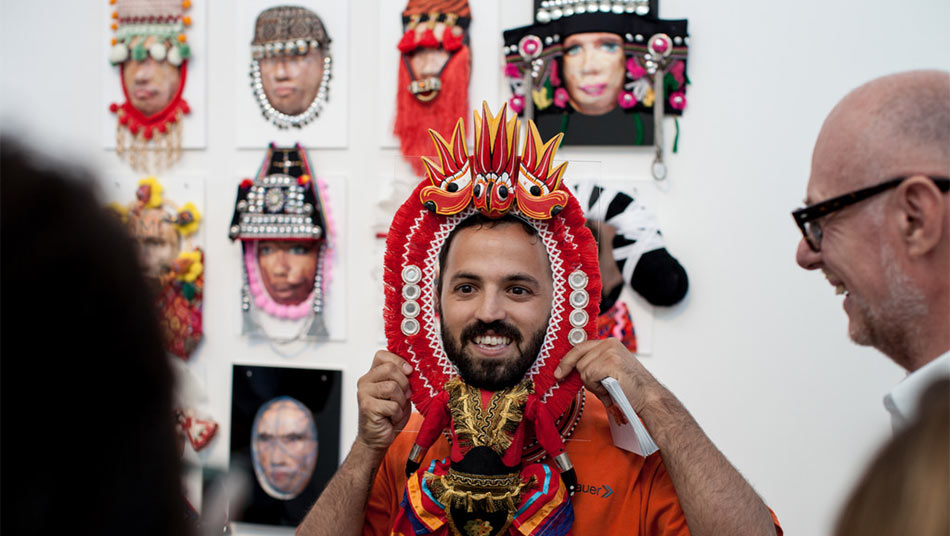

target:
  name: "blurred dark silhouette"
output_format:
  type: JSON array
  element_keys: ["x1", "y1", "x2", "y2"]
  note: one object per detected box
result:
[
  {"x1": 834, "y1": 378, "x2": 950, "y2": 536},
  {"x1": 1, "y1": 139, "x2": 190, "y2": 536}
]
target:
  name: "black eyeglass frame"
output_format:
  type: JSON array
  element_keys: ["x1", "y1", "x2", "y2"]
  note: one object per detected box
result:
[{"x1": 792, "y1": 176, "x2": 950, "y2": 252}]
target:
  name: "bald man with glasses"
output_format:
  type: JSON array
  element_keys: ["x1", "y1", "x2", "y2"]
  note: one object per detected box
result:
[{"x1": 792, "y1": 70, "x2": 950, "y2": 429}]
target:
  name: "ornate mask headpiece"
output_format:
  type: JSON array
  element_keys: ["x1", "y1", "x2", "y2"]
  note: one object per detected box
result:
[
  {"x1": 250, "y1": 6, "x2": 333, "y2": 128},
  {"x1": 108, "y1": 0, "x2": 193, "y2": 172},
  {"x1": 385, "y1": 102, "x2": 601, "y2": 418},
  {"x1": 503, "y1": 4, "x2": 689, "y2": 180},
  {"x1": 228, "y1": 144, "x2": 333, "y2": 340}
]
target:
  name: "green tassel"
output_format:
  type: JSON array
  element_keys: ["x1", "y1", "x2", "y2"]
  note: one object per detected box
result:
[
  {"x1": 673, "y1": 118, "x2": 680, "y2": 154},
  {"x1": 182, "y1": 282, "x2": 196, "y2": 301},
  {"x1": 664, "y1": 72, "x2": 678, "y2": 93},
  {"x1": 178, "y1": 43, "x2": 191, "y2": 59},
  {"x1": 132, "y1": 43, "x2": 147, "y2": 62},
  {"x1": 559, "y1": 112, "x2": 569, "y2": 134},
  {"x1": 633, "y1": 113, "x2": 644, "y2": 145}
]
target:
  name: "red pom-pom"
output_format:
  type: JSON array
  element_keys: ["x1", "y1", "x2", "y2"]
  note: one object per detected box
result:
[
  {"x1": 130, "y1": 124, "x2": 140, "y2": 135},
  {"x1": 109, "y1": 103, "x2": 119, "y2": 113},
  {"x1": 119, "y1": 115, "x2": 129, "y2": 125},
  {"x1": 158, "y1": 123, "x2": 168, "y2": 134},
  {"x1": 418, "y1": 28, "x2": 438, "y2": 49},
  {"x1": 397, "y1": 29, "x2": 417, "y2": 53},
  {"x1": 442, "y1": 28, "x2": 463, "y2": 52},
  {"x1": 181, "y1": 102, "x2": 191, "y2": 114},
  {"x1": 240, "y1": 179, "x2": 254, "y2": 189},
  {"x1": 144, "y1": 126, "x2": 153, "y2": 140}
]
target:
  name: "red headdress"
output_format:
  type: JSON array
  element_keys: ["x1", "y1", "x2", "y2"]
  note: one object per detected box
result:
[{"x1": 384, "y1": 102, "x2": 601, "y2": 420}]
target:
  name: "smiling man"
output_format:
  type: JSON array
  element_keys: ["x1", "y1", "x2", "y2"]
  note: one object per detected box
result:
[
  {"x1": 297, "y1": 104, "x2": 780, "y2": 536},
  {"x1": 794, "y1": 70, "x2": 950, "y2": 428}
]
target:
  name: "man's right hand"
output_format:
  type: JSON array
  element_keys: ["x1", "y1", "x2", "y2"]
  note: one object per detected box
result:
[{"x1": 356, "y1": 350, "x2": 413, "y2": 453}]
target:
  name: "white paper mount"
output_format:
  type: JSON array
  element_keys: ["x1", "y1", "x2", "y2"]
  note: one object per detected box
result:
[{"x1": 601, "y1": 376, "x2": 659, "y2": 456}]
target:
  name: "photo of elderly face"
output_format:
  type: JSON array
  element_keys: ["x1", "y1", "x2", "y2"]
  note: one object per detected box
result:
[
  {"x1": 562, "y1": 32, "x2": 625, "y2": 116},
  {"x1": 251, "y1": 396, "x2": 318, "y2": 500},
  {"x1": 257, "y1": 239, "x2": 319, "y2": 306},
  {"x1": 250, "y1": 5, "x2": 331, "y2": 123},
  {"x1": 128, "y1": 207, "x2": 181, "y2": 280},
  {"x1": 122, "y1": 35, "x2": 183, "y2": 118}
]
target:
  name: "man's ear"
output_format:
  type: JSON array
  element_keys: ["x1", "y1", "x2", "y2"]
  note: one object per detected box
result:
[{"x1": 895, "y1": 175, "x2": 948, "y2": 258}]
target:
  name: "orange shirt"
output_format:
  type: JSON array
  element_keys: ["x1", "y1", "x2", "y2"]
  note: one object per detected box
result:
[{"x1": 364, "y1": 393, "x2": 690, "y2": 535}]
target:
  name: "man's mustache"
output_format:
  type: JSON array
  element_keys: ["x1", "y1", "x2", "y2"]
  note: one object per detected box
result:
[{"x1": 460, "y1": 320, "x2": 522, "y2": 346}]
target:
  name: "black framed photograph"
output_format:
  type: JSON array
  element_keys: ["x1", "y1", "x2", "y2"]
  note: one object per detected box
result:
[{"x1": 229, "y1": 364, "x2": 342, "y2": 526}]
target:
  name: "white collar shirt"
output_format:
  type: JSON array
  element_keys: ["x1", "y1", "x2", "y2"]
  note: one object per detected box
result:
[{"x1": 883, "y1": 351, "x2": 950, "y2": 431}]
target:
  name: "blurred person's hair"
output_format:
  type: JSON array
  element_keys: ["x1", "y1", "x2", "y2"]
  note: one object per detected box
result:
[
  {"x1": 834, "y1": 378, "x2": 950, "y2": 536},
  {"x1": 0, "y1": 139, "x2": 189, "y2": 536}
]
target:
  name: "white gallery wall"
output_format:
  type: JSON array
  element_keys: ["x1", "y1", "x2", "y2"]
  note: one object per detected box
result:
[{"x1": 2, "y1": 1, "x2": 948, "y2": 534}]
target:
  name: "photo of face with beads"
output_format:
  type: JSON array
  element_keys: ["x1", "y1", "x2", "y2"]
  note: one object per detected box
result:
[
  {"x1": 231, "y1": 365, "x2": 341, "y2": 526},
  {"x1": 249, "y1": 5, "x2": 332, "y2": 127}
]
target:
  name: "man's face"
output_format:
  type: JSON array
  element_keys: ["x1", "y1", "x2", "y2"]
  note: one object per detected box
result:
[
  {"x1": 439, "y1": 223, "x2": 553, "y2": 391},
  {"x1": 259, "y1": 50, "x2": 325, "y2": 116},
  {"x1": 122, "y1": 36, "x2": 182, "y2": 117},
  {"x1": 251, "y1": 398, "x2": 318, "y2": 499},
  {"x1": 130, "y1": 207, "x2": 180, "y2": 280},
  {"x1": 795, "y1": 115, "x2": 925, "y2": 352},
  {"x1": 257, "y1": 240, "x2": 319, "y2": 306},
  {"x1": 562, "y1": 32, "x2": 625, "y2": 116}
]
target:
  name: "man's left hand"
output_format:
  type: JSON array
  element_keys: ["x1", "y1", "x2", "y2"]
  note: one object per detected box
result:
[{"x1": 555, "y1": 338, "x2": 661, "y2": 415}]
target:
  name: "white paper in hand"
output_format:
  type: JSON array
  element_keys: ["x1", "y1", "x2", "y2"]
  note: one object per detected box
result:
[{"x1": 601, "y1": 377, "x2": 659, "y2": 456}]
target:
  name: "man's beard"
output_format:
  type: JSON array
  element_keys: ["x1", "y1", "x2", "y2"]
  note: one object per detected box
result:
[{"x1": 441, "y1": 318, "x2": 547, "y2": 391}]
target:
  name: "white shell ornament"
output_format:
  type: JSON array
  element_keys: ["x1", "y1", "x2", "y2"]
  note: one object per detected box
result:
[
  {"x1": 149, "y1": 43, "x2": 167, "y2": 62},
  {"x1": 168, "y1": 46, "x2": 183, "y2": 66},
  {"x1": 109, "y1": 43, "x2": 129, "y2": 64}
]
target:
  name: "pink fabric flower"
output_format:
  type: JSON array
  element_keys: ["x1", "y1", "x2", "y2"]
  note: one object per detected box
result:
[
  {"x1": 553, "y1": 88, "x2": 569, "y2": 108},
  {"x1": 626, "y1": 57, "x2": 647, "y2": 80},
  {"x1": 618, "y1": 91, "x2": 638, "y2": 109},
  {"x1": 670, "y1": 61, "x2": 685, "y2": 84},
  {"x1": 669, "y1": 91, "x2": 687, "y2": 111},
  {"x1": 509, "y1": 95, "x2": 525, "y2": 114},
  {"x1": 504, "y1": 63, "x2": 520, "y2": 78},
  {"x1": 549, "y1": 60, "x2": 561, "y2": 87}
]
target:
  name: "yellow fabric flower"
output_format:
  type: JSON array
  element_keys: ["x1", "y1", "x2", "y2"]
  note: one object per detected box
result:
[
  {"x1": 174, "y1": 250, "x2": 203, "y2": 282},
  {"x1": 642, "y1": 87, "x2": 655, "y2": 107},
  {"x1": 532, "y1": 88, "x2": 553, "y2": 110},
  {"x1": 107, "y1": 201, "x2": 128, "y2": 223},
  {"x1": 137, "y1": 176, "x2": 163, "y2": 208},
  {"x1": 175, "y1": 202, "x2": 202, "y2": 236}
]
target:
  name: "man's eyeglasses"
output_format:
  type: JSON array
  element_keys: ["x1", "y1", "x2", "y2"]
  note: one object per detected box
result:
[{"x1": 792, "y1": 176, "x2": 950, "y2": 252}]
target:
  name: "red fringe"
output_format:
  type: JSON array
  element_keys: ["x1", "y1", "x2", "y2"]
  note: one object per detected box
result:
[
  {"x1": 394, "y1": 46, "x2": 470, "y2": 177},
  {"x1": 383, "y1": 181, "x2": 449, "y2": 415},
  {"x1": 442, "y1": 29, "x2": 463, "y2": 52},
  {"x1": 418, "y1": 28, "x2": 438, "y2": 48},
  {"x1": 397, "y1": 29, "x2": 417, "y2": 53}
]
